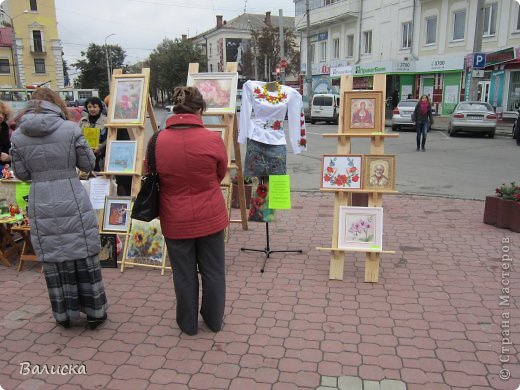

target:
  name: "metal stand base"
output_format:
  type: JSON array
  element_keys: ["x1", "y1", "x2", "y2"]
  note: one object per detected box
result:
[{"x1": 241, "y1": 222, "x2": 302, "y2": 273}]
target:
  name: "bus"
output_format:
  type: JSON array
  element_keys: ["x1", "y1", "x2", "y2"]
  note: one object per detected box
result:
[{"x1": 0, "y1": 88, "x2": 99, "y2": 112}]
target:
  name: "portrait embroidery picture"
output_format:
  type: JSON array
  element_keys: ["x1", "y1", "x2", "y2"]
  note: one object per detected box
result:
[
  {"x1": 338, "y1": 206, "x2": 383, "y2": 251},
  {"x1": 125, "y1": 218, "x2": 165, "y2": 265},
  {"x1": 363, "y1": 155, "x2": 396, "y2": 191},
  {"x1": 321, "y1": 154, "x2": 362, "y2": 190},
  {"x1": 111, "y1": 77, "x2": 145, "y2": 123},
  {"x1": 99, "y1": 234, "x2": 118, "y2": 268},
  {"x1": 102, "y1": 196, "x2": 132, "y2": 233},
  {"x1": 343, "y1": 91, "x2": 383, "y2": 133},
  {"x1": 187, "y1": 72, "x2": 238, "y2": 113},
  {"x1": 106, "y1": 141, "x2": 137, "y2": 173}
]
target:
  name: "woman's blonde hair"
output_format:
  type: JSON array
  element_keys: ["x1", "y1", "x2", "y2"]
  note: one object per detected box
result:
[
  {"x1": 0, "y1": 100, "x2": 13, "y2": 121},
  {"x1": 172, "y1": 86, "x2": 206, "y2": 114},
  {"x1": 30, "y1": 87, "x2": 70, "y2": 120}
]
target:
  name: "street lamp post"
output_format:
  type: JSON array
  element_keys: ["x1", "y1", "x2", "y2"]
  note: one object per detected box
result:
[{"x1": 104, "y1": 33, "x2": 115, "y2": 93}]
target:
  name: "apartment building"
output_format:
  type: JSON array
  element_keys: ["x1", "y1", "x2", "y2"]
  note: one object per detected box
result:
[
  {"x1": 0, "y1": 0, "x2": 64, "y2": 89},
  {"x1": 295, "y1": 0, "x2": 520, "y2": 115}
]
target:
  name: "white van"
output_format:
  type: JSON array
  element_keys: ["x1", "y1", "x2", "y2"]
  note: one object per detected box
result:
[{"x1": 310, "y1": 94, "x2": 340, "y2": 124}]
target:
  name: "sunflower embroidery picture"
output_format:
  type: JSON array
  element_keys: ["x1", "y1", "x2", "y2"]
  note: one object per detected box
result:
[
  {"x1": 125, "y1": 219, "x2": 165, "y2": 264},
  {"x1": 321, "y1": 155, "x2": 362, "y2": 190}
]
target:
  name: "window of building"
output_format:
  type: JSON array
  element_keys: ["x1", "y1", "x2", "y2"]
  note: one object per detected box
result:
[
  {"x1": 319, "y1": 41, "x2": 327, "y2": 61},
  {"x1": 453, "y1": 9, "x2": 466, "y2": 41},
  {"x1": 402, "y1": 22, "x2": 412, "y2": 49},
  {"x1": 32, "y1": 30, "x2": 44, "y2": 52},
  {"x1": 425, "y1": 16, "x2": 437, "y2": 44},
  {"x1": 30, "y1": 0, "x2": 37, "y2": 11},
  {"x1": 333, "y1": 38, "x2": 340, "y2": 59},
  {"x1": 483, "y1": 2, "x2": 497, "y2": 36},
  {"x1": 34, "y1": 58, "x2": 45, "y2": 73},
  {"x1": 209, "y1": 43, "x2": 212, "y2": 56},
  {"x1": 346, "y1": 34, "x2": 354, "y2": 57},
  {"x1": 311, "y1": 43, "x2": 316, "y2": 63},
  {"x1": 0, "y1": 59, "x2": 9, "y2": 74},
  {"x1": 210, "y1": 64, "x2": 213, "y2": 72},
  {"x1": 363, "y1": 30, "x2": 372, "y2": 54},
  {"x1": 516, "y1": 6, "x2": 520, "y2": 31}
]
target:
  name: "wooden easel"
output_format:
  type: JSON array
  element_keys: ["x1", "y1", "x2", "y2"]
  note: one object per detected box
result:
[
  {"x1": 187, "y1": 62, "x2": 248, "y2": 235},
  {"x1": 317, "y1": 74, "x2": 399, "y2": 283}
]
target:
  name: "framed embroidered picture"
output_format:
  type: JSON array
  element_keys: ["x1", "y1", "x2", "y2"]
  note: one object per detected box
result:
[
  {"x1": 125, "y1": 218, "x2": 165, "y2": 265},
  {"x1": 105, "y1": 140, "x2": 138, "y2": 173},
  {"x1": 363, "y1": 155, "x2": 396, "y2": 191},
  {"x1": 107, "y1": 76, "x2": 147, "y2": 125},
  {"x1": 320, "y1": 154, "x2": 363, "y2": 191},
  {"x1": 343, "y1": 91, "x2": 383, "y2": 133},
  {"x1": 187, "y1": 72, "x2": 238, "y2": 113},
  {"x1": 99, "y1": 234, "x2": 118, "y2": 268},
  {"x1": 338, "y1": 206, "x2": 383, "y2": 251},
  {"x1": 101, "y1": 196, "x2": 132, "y2": 233}
]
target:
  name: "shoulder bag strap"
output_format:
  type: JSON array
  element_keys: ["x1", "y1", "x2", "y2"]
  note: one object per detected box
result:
[{"x1": 147, "y1": 130, "x2": 161, "y2": 174}]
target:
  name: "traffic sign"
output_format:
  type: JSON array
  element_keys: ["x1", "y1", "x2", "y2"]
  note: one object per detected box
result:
[
  {"x1": 279, "y1": 59, "x2": 288, "y2": 69},
  {"x1": 473, "y1": 52, "x2": 486, "y2": 69}
]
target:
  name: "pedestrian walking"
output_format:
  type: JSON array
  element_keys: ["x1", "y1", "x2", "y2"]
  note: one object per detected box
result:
[
  {"x1": 413, "y1": 94, "x2": 434, "y2": 151},
  {"x1": 153, "y1": 86, "x2": 229, "y2": 335},
  {"x1": 10, "y1": 88, "x2": 108, "y2": 330}
]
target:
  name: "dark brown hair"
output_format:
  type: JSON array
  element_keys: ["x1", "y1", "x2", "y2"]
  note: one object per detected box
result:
[
  {"x1": 30, "y1": 87, "x2": 70, "y2": 120},
  {"x1": 172, "y1": 86, "x2": 206, "y2": 114}
]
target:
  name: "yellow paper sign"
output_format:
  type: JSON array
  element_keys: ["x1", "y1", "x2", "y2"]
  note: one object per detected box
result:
[
  {"x1": 83, "y1": 127, "x2": 100, "y2": 149},
  {"x1": 15, "y1": 182, "x2": 31, "y2": 210},
  {"x1": 268, "y1": 175, "x2": 291, "y2": 209}
]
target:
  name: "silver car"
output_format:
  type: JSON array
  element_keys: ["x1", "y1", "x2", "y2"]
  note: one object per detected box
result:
[
  {"x1": 448, "y1": 101, "x2": 497, "y2": 138},
  {"x1": 391, "y1": 99, "x2": 418, "y2": 131}
]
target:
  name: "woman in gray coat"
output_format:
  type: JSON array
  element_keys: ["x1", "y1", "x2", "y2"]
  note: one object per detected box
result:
[{"x1": 10, "y1": 88, "x2": 108, "y2": 329}]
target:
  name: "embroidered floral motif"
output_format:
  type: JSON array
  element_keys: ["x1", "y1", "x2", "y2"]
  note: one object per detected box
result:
[
  {"x1": 253, "y1": 85, "x2": 287, "y2": 105},
  {"x1": 262, "y1": 119, "x2": 284, "y2": 131}
]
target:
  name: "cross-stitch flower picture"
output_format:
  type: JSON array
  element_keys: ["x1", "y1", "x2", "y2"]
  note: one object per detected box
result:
[
  {"x1": 187, "y1": 72, "x2": 238, "y2": 113},
  {"x1": 320, "y1": 154, "x2": 363, "y2": 191},
  {"x1": 125, "y1": 218, "x2": 165, "y2": 265},
  {"x1": 338, "y1": 206, "x2": 383, "y2": 251}
]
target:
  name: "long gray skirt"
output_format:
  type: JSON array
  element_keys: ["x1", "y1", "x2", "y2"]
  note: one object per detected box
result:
[{"x1": 43, "y1": 255, "x2": 108, "y2": 322}]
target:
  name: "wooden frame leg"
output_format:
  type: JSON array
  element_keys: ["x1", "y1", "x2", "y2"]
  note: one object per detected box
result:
[
  {"x1": 365, "y1": 252, "x2": 380, "y2": 283},
  {"x1": 329, "y1": 250, "x2": 344, "y2": 280}
]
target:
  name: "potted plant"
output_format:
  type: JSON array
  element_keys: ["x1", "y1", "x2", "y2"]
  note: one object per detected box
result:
[
  {"x1": 485, "y1": 182, "x2": 520, "y2": 232},
  {"x1": 231, "y1": 175, "x2": 253, "y2": 209}
]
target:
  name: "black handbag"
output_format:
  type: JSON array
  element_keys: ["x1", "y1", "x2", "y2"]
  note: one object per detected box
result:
[{"x1": 130, "y1": 130, "x2": 161, "y2": 222}]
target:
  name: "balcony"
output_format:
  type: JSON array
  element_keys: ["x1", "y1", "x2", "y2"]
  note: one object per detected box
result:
[{"x1": 295, "y1": 0, "x2": 360, "y2": 31}]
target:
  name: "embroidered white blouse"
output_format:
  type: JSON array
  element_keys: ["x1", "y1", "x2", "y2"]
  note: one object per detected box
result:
[{"x1": 238, "y1": 80, "x2": 307, "y2": 154}]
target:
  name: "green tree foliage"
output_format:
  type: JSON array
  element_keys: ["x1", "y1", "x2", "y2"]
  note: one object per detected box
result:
[
  {"x1": 147, "y1": 38, "x2": 205, "y2": 104},
  {"x1": 249, "y1": 26, "x2": 300, "y2": 80},
  {"x1": 73, "y1": 43, "x2": 126, "y2": 98}
]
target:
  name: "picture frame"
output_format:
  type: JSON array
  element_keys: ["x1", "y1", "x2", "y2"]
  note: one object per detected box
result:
[
  {"x1": 363, "y1": 155, "x2": 396, "y2": 191},
  {"x1": 125, "y1": 218, "x2": 165, "y2": 265},
  {"x1": 101, "y1": 196, "x2": 132, "y2": 233},
  {"x1": 343, "y1": 91, "x2": 383, "y2": 133},
  {"x1": 108, "y1": 76, "x2": 146, "y2": 124},
  {"x1": 105, "y1": 141, "x2": 137, "y2": 173},
  {"x1": 99, "y1": 234, "x2": 118, "y2": 268},
  {"x1": 321, "y1": 154, "x2": 363, "y2": 191},
  {"x1": 338, "y1": 206, "x2": 383, "y2": 251},
  {"x1": 186, "y1": 72, "x2": 238, "y2": 113}
]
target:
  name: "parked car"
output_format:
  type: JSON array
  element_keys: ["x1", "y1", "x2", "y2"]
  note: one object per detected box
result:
[
  {"x1": 448, "y1": 101, "x2": 497, "y2": 138},
  {"x1": 391, "y1": 99, "x2": 418, "y2": 131},
  {"x1": 310, "y1": 93, "x2": 340, "y2": 124}
]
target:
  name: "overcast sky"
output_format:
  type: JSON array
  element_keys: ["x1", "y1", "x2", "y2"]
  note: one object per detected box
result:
[{"x1": 55, "y1": 0, "x2": 296, "y2": 76}]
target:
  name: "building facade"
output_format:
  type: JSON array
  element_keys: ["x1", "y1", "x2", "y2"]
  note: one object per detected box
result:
[
  {"x1": 0, "y1": 0, "x2": 64, "y2": 89},
  {"x1": 295, "y1": 0, "x2": 520, "y2": 116},
  {"x1": 191, "y1": 12, "x2": 297, "y2": 85}
]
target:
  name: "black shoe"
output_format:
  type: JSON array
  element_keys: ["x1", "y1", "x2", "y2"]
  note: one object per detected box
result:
[
  {"x1": 416, "y1": 147, "x2": 420, "y2": 151},
  {"x1": 87, "y1": 313, "x2": 107, "y2": 330},
  {"x1": 57, "y1": 320, "x2": 70, "y2": 329},
  {"x1": 421, "y1": 147, "x2": 426, "y2": 151}
]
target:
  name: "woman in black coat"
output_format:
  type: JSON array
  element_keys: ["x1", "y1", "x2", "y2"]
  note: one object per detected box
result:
[
  {"x1": 0, "y1": 100, "x2": 13, "y2": 169},
  {"x1": 413, "y1": 95, "x2": 434, "y2": 151}
]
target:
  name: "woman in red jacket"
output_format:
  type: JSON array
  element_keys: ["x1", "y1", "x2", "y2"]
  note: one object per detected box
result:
[{"x1": 154, "y1": 86, "x2": 229, "y2": 335}]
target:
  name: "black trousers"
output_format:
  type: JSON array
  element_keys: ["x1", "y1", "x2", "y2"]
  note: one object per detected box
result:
[{"x1": 165, "y1": 230, "x2": 226, "y2": 335}]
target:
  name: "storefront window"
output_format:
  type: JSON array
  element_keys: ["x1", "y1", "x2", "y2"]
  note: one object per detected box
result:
[{"x1": 507, "y1": 71, "x2": 520, "y2": 111}]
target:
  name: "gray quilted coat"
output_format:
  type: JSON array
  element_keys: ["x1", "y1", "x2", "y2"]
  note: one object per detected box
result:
[{"x1": 10, "y1": 100, "x2": 101, "y2": 263}]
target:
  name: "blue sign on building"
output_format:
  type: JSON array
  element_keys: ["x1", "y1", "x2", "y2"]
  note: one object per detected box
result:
[{"x1": 473, "y1": 53, "x2": 486, "y2": 69}]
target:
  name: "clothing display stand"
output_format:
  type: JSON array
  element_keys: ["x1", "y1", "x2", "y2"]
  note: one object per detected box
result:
[
  {"x1": 317, "y1": 74, "x2": 398, "y2": 283},
  {"x1": 240, "y1": 177, "x2": 302, "y2": 273},
  {"x1": 102, "y1": 68, "x2": 170, "y2": 274},
  {"x1": 188, "y1": 62, "x2": 248, "y2": 240}
]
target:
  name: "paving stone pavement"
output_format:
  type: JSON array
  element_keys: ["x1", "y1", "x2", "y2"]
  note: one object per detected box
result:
[{"x1": 0, "y1": 193, "x2": 519, "y2": 390}]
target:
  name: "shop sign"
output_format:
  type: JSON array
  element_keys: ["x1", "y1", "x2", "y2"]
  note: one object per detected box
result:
[
  {"x1": 311, "y1": 59, "x2": 345, "y2": 75},
  {"x1": 415, "y1": 55, "x2": 464, "y2": 72},
  {"x1": 354, "y1": 61, "x2": 392, "y2": 75},
  {"x1": 330, "y1": 65, "x2": 352, "y2": 77},
  {"x1": 486, "y1": 47, "x2": 515, "y2": 66},
  {"x1": 310, "y1": 32, "x2": 328, "y2": 43},
  {"x1": 395, "y1": 61, "x2": 415, "y2": 72}
]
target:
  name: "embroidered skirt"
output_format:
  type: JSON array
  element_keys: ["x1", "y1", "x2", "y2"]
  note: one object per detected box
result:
[
  {"x1": 244, "y1": 139, "x2": 287, "y2": 177},
  {"x1": 43, "y1": 255, "x2": 108, "y2": 322}
]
